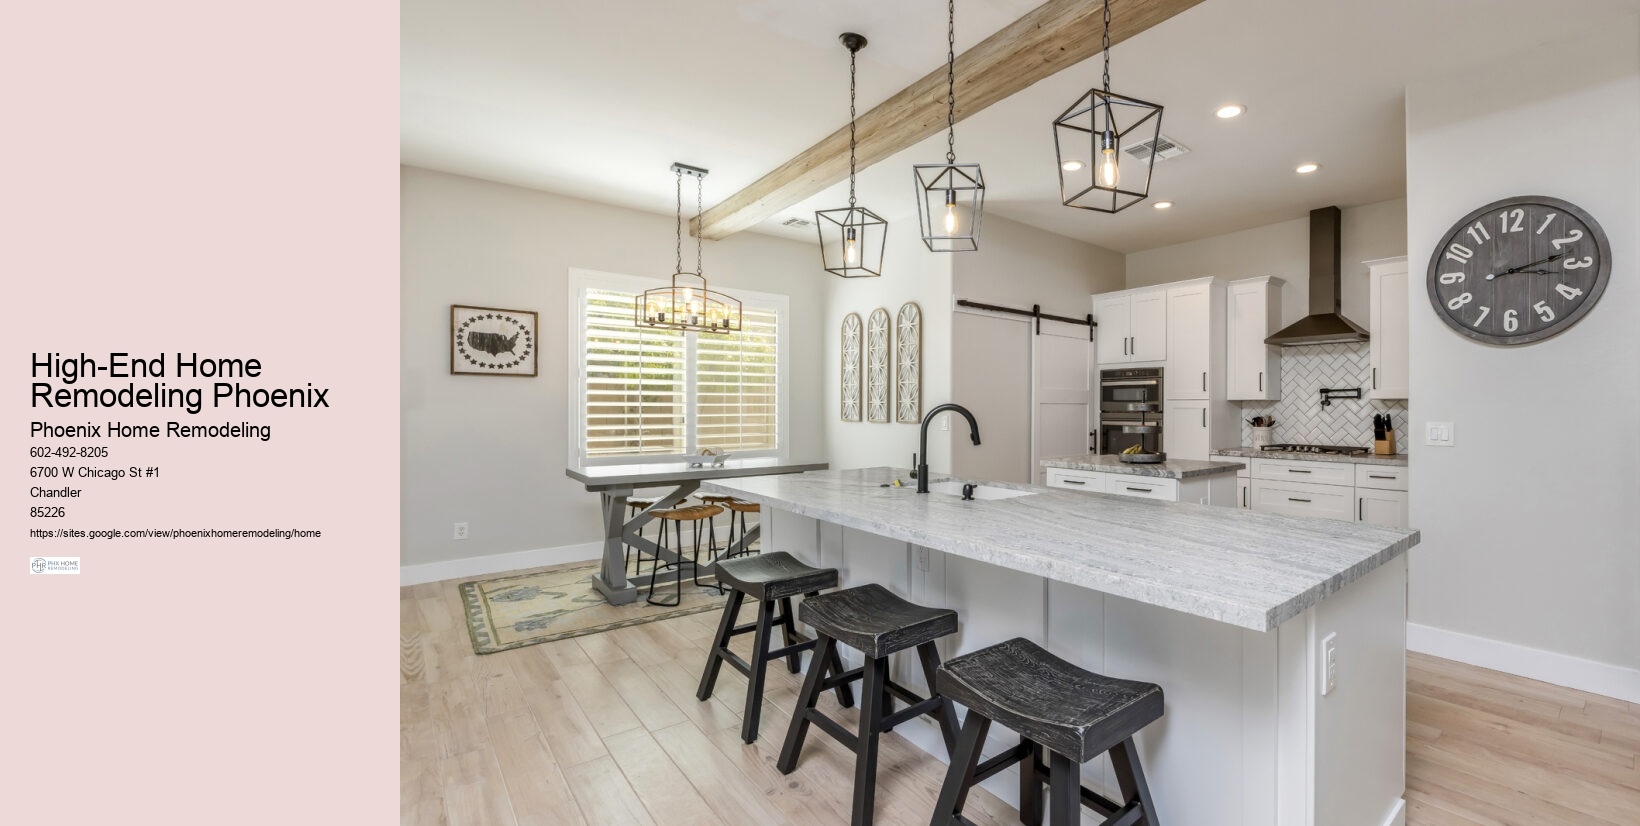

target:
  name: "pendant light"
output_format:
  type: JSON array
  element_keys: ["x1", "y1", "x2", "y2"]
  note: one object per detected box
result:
[
  {"x1": 816, "y1": 32, "x2": 886, "y2": 278},
  {"x1": 1052, "y1": 0, "x2": 1163, "y2": 213},
  {"x1": 637, "y1": 164, "x2": 741, "y2": 333},
  {"x1": 914, "y1": 0, "x2": 984, "y2": 252}
]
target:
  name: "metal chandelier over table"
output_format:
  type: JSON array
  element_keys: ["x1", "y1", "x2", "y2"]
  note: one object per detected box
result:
[
  {"x1": 1052, "y1": 0, "x2": 1164, "y2": 213},
  {"x1": 815, "y1": 32, "x2": 887, "y2": 278},
  {"x1": 913, "y1": 0, "x2": 984, "y2": 252},
  {"x1": 636, "y1": 163, "x2": 741, "y2": 333}
]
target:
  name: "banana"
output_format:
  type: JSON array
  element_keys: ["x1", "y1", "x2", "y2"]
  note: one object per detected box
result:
[{"x1": 1123, "y1": 444, "x2": 1144, "y2": 455}]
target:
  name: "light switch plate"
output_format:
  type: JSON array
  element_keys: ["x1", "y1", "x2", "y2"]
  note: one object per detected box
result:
[{"x1": 1425, "y1": 421, "x2": 1455, "y2": 447}]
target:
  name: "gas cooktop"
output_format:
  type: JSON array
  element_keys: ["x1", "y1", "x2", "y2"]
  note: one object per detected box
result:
[{"x1": 1259, "y1": 443, "x2": 1370, "y2": 456}]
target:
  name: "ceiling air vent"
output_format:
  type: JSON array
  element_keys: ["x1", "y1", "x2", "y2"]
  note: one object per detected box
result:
[
  {"x1": 1123, "y1": 134, "x2": 1189, "y2": 163},
  {"x1": 781, "y1": 217, "x2": 813, "y2": 228}
]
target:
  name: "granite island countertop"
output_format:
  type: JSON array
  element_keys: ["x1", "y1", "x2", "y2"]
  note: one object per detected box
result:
[
  {"x1": 1213, "y1": 447, "x2": 1409, "y2": 467},
  {"x1": 701, "y1": 467, "x2": 1418, "y2": 632},
  {"x1": 1040, "y1": 453, "x2": 1244, "y2": 478}
]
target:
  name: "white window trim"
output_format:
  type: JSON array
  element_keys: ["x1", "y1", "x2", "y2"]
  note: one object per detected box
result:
[{"x1": 567, "y1": 267, "x2": 790, "y2": 466}]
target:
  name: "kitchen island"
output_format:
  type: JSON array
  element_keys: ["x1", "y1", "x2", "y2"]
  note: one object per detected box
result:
[{"x1": 701, "y1": 466, "x2": 1419, "y2": 826}]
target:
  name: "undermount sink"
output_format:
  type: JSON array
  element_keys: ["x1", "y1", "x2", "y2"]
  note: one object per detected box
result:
[{"x1": 924, "y1": 481, "x2": 1035, "y2": 501}]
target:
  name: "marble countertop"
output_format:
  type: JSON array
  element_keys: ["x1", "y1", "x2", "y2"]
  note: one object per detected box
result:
[
  {"x1": 1213, "y1": 447, "x2": 1409, "y2": 467},
  {"x1": 701, "y1": 467, "x2": 1418, "y2": 632},
  {"x1": 1040, "y1": 453, "x2": 1244, "y2": 478}
]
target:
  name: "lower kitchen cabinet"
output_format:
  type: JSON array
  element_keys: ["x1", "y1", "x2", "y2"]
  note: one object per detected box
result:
[
  {"x1": 1249, "y1": 478, "x2": 1355, "y2": 521},
  {"x1": 1045, "y1": 466, "x2": 1234, "y2": 505},
  {"x1": 1357, "y1": 487, "x2": 1409, "y2": 527},
  {"x1": 1237, "y1": 470, "x2": 1250, "y2": 509},
  {"x1": 1243, "y1": 457, "x2": 1410, "y2": 528}
]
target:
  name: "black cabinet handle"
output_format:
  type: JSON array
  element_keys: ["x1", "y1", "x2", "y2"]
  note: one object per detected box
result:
[
  {"x1": 1373, "y1": 367, "x2": 1378, "y2": 389},
  {"x1": 1258, "y1": 371, "x2": 1263, "y2": 392},
  {"x1": 1201, "y1": 372, "x2": 1206, "y2": 392},
  {"x1": 1359, "y1": 498, "x2": 1364, "y2": 520},
  {"x1": 1064, "y1": 479, "x2": 1086, "y2": 485},
  {"x1": 1368, "y1": 474, "x2": 1394, "y2": 479},
  {"x1": 1242, "y1": 486, "x2": 1248, "y2": 507},
  {"x1": 1201, "y1": 408, "x2": 1206, "y2": 427},
  {"x1": 1125, "y1": 486, "x2": 1151, "y2": 493},
  {"x1": 1289, "y1": 497, "x2": 1312, "y2": 503},
  {"x1": 1287, "y1": 469, "x2": 1311, "y2": 474}
]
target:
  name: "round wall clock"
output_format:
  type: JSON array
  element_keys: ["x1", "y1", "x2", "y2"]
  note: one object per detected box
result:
[{"x1": 1427, "y1": 195, "x2": 1610, "y2": 345}]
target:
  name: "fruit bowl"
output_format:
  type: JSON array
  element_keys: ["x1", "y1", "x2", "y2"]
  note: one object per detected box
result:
[{"x1": 1119, "y1": 451, "x2": 1167, "y2": 464}]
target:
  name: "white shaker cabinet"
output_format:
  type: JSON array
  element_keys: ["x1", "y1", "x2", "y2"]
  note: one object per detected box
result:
[
  {"x1": 1165, "y1": 399, "x2": 1211, "y2": 462},
  {"x1": 1226, "y1": 276, "x2": 1283, "y2": 400},
  {"x1": 1367, "y1": 257, "x2": 1409, "y2": 400},
  {"x1": 1357, "y1": 488, "x2": 1409, "y2": 527},
  {"x1": 1244, "y1": 456, "x2": 1411, "y2": 529},
  {"x1": 1164, "y1": 280, "x2": 1219, "y2": 400},
  {"x1": 1094, "y1": 288, "x2": 1166, "y2": 364}
]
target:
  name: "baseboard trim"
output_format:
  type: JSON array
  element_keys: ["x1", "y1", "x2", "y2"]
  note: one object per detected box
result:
[
  {"x1": 1407, "y1": 622, "x2": 1640, "y2": 704},
  {"x1": 1380, "y1": 797, "x2": 1406, "y2": 826},
  {"x1": 400, "y1": 541, "x2": 603, "y2": 586}
]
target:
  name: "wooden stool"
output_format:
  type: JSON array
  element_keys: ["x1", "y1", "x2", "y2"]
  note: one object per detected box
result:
[
  {"x1": 930, "y1": 637, "x2": 1164, "y2": 826},
  {"x1": 722, "y1": 498, "x2": 761, "y2": 558},
  {"x1": 777, "y1": 583, "x2": 961, "y2": 826},
  {"x1": 697, "y1": 552, "x2": 853, "y2": 743},
  {"x1": 623, "y1": 497, "x2": 657, "y2": 574},
  {"x1": 697, "y1": 494, "x2": 738, "y2": 554},
  {"x1": 641, "y1": 504, "x2": 724, "y2": 607}
]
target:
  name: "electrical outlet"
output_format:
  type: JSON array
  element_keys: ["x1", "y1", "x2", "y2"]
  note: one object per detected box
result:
[
  {"x1": 1425, "y1": 421, "x2": 1454, "y2": 447},
  {"x1": 453, "y1": 522, "x2": 469, "y2": 540},
  {"x1": 1320, "y1": 632, "x2": 1338, "y2": 697}
]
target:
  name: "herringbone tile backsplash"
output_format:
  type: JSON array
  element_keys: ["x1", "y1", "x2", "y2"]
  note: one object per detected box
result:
[{"x1": 1238, "y1": 342, "x2": 1408, "y2": 450}]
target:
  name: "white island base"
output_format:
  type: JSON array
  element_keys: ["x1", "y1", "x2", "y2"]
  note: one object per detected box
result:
[{"x1": 763, "y1": 509, "x2": 1408, "y2": 826}]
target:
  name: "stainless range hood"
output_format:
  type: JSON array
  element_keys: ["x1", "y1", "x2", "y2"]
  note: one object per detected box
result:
[{"x1": 1265, "y1": 206, "x2": 1369, "y2": 346}]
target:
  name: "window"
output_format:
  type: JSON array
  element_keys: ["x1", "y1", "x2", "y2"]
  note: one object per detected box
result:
[{"x1": 572, "y1": 270, "x2": 787, "y2": 463}]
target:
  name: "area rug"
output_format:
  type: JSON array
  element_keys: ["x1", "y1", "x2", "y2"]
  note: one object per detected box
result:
[{"x1": 460, "y1": 561, "x2": 728, "y2": 654}]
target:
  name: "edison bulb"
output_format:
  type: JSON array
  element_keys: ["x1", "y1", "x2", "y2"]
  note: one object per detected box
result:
[
  {"x1": 844, "y1": 227, "x2": 858, "y2": 265},
  {"x1": 1099, "y1": 130, "x2": 1120, "y2": 188},
  {"x1": 942, "y1": 190, "x2": 957, "y2": 234}
]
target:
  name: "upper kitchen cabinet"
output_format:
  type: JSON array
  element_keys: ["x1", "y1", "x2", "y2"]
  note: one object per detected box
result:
[
  {"x1": 1366, "y1": 257, "x2": 1409, "y2": 399},
  {"x1": 1226, "y1": 276, "x2": 1283, "y2": 400},
  {"x1": 1094, "y1": 287, "x2": 1166, "y2": 364},
  {"x1": 1163, "y1": 278, "x2": 1225, "y2": 400}
]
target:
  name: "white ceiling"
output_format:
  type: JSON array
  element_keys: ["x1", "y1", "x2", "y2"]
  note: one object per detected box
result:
[{"x1": 402, "y1": 0, "x2": 1640, "y2": 254}]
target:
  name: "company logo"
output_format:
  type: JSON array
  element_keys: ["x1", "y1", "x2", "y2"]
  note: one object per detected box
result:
[{"x1": 29, "y1": 556, "x2": 79, "y2": 575}]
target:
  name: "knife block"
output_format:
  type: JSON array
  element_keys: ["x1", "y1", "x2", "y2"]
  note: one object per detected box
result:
[{"x1": 1373, "y1": 431, "x2": 1397, "y2": 455}]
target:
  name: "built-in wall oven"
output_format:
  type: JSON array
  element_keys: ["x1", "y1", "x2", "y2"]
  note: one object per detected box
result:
[{"x1": 1098, "y1": 367, "x2": 1163, "y2": 455}]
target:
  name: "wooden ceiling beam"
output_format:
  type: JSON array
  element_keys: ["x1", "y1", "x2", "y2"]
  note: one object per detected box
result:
[{"x1": 694, "y1": 0, "x2": 1206, "y2": 240}]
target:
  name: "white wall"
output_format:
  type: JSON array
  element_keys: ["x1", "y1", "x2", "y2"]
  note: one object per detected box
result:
[
  {"x1": 1403, "y1": 17, "x2": 1640, "y2": 686},
  {"x1": 401, "y1": 166, "x2": 826, "y2": 570},
  {"x1": 1126, "y1": 198, "x2": 1407, "y2": 329},
  {"x1": 821, "y1": 211, "x2": 1123, "y2": 480}
]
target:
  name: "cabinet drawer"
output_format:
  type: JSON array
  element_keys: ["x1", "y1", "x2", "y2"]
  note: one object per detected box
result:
[
  {"x1": 1251, "y1": 458, "x2": 1355, "y2": 486},
  {"x1": 1249, "y1": 479, "x2": 1354, "y2": 522},
  {"x1": 1354, "y1": 464, "x2": 1409, "y2": 491},
  {"x1": 1104, "y1": 476, "x2": 1178, "y2": 501},
  {"x1": 1046, "y1": 468, "x2": 1104, "y2": 492}
]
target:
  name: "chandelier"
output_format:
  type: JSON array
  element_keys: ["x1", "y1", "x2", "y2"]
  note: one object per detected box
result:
[{"x1": 637, "y1": 163, "x2": 741, "y2": 333}]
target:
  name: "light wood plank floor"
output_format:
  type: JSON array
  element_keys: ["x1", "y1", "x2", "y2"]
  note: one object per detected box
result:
[{"x1": 403, "y1": 564, "x2": 1640, "y2": 825}]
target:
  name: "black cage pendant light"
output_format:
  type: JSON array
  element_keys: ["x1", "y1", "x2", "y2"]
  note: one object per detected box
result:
[
  {"x1": 636, "y1": 164, "x2": 741, "y2": 333},
  {"x1": 1052, "y1": 0, "x2": 1163, "y2": 213},
  {"x1": 914, "y1": 0, "x2": 984, "y2": 251},
  {"x1": 816, "y1": 32, "x2": 886, "y2": 278}
]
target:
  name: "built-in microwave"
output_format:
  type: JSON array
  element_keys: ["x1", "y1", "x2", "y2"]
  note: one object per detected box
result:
[{"x1": 1098, "y1": 367, "x2": 1163, "y2": 455}]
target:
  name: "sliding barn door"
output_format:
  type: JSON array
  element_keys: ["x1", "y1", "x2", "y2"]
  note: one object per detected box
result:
[{"x1": 1033, "y1": 320, "x2": 1096, "y2": 484}]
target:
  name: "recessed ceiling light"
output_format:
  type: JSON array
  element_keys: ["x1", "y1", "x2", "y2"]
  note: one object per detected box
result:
[
  {"x1": 1295, "y1": 162, "x2": 1321, "y2": 174},
  {"x1": 1061, "y1": 160, "x2": 1085, "y2": 172},
  {"x1": 1153, "y1": 201, "x2": 1174, "y2": 210},
  {"x1": 1215, "y1": 104, "x2": 1245, "y2": 119}
]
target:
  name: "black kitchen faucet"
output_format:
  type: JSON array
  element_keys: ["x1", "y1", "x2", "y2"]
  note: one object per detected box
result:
[{"x1": 917, "y1": 403, "x2": 981, "y2": 494}]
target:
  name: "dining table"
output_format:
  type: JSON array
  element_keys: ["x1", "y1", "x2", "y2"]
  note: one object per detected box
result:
[{"x1": 565, "y1": 457, "x2": 828, "y2": 604}]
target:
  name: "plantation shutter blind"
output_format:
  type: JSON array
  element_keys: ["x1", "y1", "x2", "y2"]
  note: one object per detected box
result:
[
  {"x1": 583, "y1": 288, "x2": 686, "y2": 456},
  {"x1": 696, "y1": 306, "x2": 779, "y2": 453}
]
